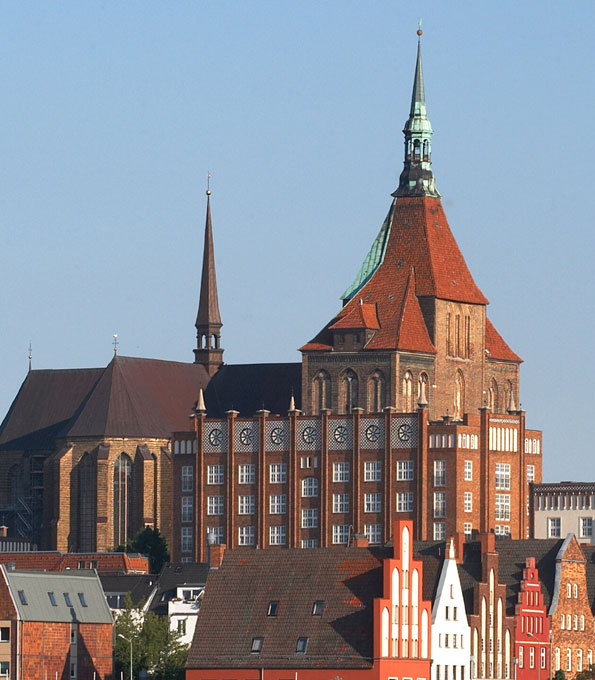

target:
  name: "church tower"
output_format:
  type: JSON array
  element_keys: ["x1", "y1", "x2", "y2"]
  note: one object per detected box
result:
[
  {"x1": 194, "y1": 189, "x2": 224, "y2": 376},
  {"x1": 301, "y1": 32, "x2": 521, "y2": 420}
]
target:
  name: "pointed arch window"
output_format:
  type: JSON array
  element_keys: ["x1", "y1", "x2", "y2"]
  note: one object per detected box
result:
[
  {"x1": 418, "y1": 372, "x2": 429, "y2": 407},
  {"x1": 454, "y1": 371, "x2": 465, "y2": 420},
  {"x1": 402, "y1": 371, "x2": 414, "y2": 412},
  {"x1": 113, "y1": 453, "x2": 133, "y2": 548},
  {"x1": 312, "y1": 370, "x2": 331, "y2": 414},
  {"x1": 422, "y1": 139, "x2": 429, "y2": 161},
  {"x1": 78, "y1": 453, "x2": 97, "y2": 552},
  {"x1": 488, "y1": 379, "x2": 499, "y2": 413},
  {"x1": 339, "y1": 370, "x2": 358, "y2": 414},
  {"x1": 367, "y1": 370, "x2": 386, "y2": 413}
]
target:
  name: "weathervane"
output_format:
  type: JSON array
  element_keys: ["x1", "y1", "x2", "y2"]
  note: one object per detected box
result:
[{"x1": 113, "y1": 333, "x2": 119, "y2": 355}]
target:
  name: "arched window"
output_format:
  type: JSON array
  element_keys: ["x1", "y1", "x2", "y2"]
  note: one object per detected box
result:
[
  {"x1": 454, "y1": 371, "x2": 465, "y2": 420},
  {"x1": 488, "y1": 379, "x2": 499, "y2": 413},
  {"x1": 367, "y1": 370, "x2": 386, "y2": 413},
  {"x1": 414, "y1": 139, "x2": 421, "y2": 160},
  {"x1": 339, "y1": 369, "x2": 359, "y2": 414},
  {"x1": 113, "y1": 453, "x2": 133, "y2": 548},
  {"x1": 422, "y1": 139, "x2": 429, "y2": 161},
  {"x1": 312, "y1": 370, "x2": 331, "y2": 414},
  {"x1": 402, "y1": 371, "x2": 414, "y2": 412},
  {"x1": 418, "y1": 372, "x2": 429, "y2": 408},
  {"x1": 302, "y1": 477, "x2": 318, "y2": 498},
  {"x1": 78, "y1": 453, "x2": 97, "y2": 552},
  {"x1": 504, "y1": 380, "x2": 514, "y2": 412}
]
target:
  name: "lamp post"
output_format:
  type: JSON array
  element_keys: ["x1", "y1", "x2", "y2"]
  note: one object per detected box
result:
[{"x1": 118, "y1": 633, "x2": 133, "y2": 680}]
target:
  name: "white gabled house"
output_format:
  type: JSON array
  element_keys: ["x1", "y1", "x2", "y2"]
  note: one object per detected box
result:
[{"x1": 431, "y1": 539, "x2": 471, "y2": 680}]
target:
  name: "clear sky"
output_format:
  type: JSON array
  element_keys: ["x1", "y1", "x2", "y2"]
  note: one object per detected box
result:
[{"x1": 1, "y1": 2, "x2": 593, "y2": 483}]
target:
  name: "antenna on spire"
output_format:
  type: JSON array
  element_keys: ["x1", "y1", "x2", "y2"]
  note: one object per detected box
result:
[
  {"x1": 112, "y1": 333, "x2": 119, "y2": 355},
  {"x1": 417, "y1": 18, "x2": 423, "y2": 38},
  {"x1": 28, "y1": 341, "x2": 32, "y2": 372},
  {"x1": 206, "y1": 171, "x2": 211, "y2": 196}
]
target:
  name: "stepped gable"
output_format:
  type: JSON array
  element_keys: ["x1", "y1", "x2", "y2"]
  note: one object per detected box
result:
[
  {"x1": 68, "y1": 355, "x2": 210, "y2": 438},
  {"x1": 303, "y1": 196, "x2": 485, "y2": 353},
  {"x1": 204, "y1": 362, "x2": 302, "y2": 417},
  {"x1": 0, "y1": 367, "x2": 103, "y2": 451},
  {"x1": 485, "y1": 318, "x2": 522, "y2": 363},
  {"x1": 188, "y1": 546, "x2": 386, "y2": 669}
]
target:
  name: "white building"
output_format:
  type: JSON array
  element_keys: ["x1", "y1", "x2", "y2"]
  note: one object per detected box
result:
[
  {"x1": 431, "y1": 539, "x2": 471, "y2": 680},
  {"x1": 167, "y1": 585, "x2": 203, "y2": 646},
  {"x1": 530, "y1": 482, "x2": 595, "y2": 542}
]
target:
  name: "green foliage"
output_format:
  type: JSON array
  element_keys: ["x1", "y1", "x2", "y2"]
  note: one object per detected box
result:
[
  {"x1": 115, "y1": 593, "x2": 188, "y2": 680},
  {"x1": 116, "y1": 526, "x2": 170, "y2": 574},
  {"x1": 554, "y1": 670, "x2": 566, "y2": 680},
  {"x1": 576, "y1": 665, "x2": 595, "y2": 680}
]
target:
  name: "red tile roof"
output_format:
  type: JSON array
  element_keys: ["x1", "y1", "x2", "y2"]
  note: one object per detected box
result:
[
  {"x1": 485, "y1": 318, "x2": 522, "y2": 363},
  {"x1": 329, "y1": 302, "x2": 380, "y2": 330},
  {"x1": 302, "y1": 196, "x2": 489, "y2": 354}
]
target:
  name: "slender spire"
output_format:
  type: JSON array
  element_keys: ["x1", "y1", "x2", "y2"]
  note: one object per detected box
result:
[
  {"x1": 393, "y1": 28, "x2": 440, "y2": 198},
  {"x1": 194, "y1": 182, "x2": 224, "y2": 375}
]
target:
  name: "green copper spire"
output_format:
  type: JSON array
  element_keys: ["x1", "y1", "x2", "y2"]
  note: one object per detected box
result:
[{"x1": 393, "y1": 31, "x2": 440, "y2": 198}]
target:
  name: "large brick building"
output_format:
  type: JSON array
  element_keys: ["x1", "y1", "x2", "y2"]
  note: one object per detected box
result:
[
  {"x1": 0, "y1": 34, "x2": 541, "y2": 557},
  {"x1": 171, "y1": 35, "x2": 541, "y2": 561}
]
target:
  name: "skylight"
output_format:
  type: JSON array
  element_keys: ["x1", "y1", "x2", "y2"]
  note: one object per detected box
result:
[
  {"x1": 267, "y1": 601, "x2": 279, "y2": 616},
  {"x1": 17, "y1": 590, "x2": 27, "y2": 605},
  {"x1": 251, "y1": 637, "x2": 263, "y2": 654},
  {"x1": 312, "y1": 600, "x2": 325, "y2": 616},
  {"x1": 78, "y1": 593, "x2": 88, "y2": 607},
  {"x1": 48, "y1": 592, "x2": 57, "y2": 606},
  {"x1": 63, "y1": 593, "x2": 73, "y2": 607},
  {"x1": 296, "y1": 637, "x2": 309, "y2": 654}
]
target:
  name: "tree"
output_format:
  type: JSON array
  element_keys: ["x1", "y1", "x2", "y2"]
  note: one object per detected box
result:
[
  {"x1": 554, "y1": 671, "x2": 566, "y2": 680},
  {"x1": 117, "y1": 526, "x2": 170, "y2": 573},
  {"x1": 115, "y1": 593, "x2": 188, "y2": 680},
  {"x1": 576, "y1": 665, "x2": 595, "y2": 680}
]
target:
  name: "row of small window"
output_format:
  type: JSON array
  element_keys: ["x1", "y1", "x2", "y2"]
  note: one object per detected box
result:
[
  {"x1": 174, "y1": 439, "x2": 196, "y2": 454},
  {"x1": 560, "y1": 613, "x2": 587, "y2": 630},
  {"x1": 267, "y1": 599, "x2": 325, "y2": 617},
  {"x1": 524, "y1": 438, "x2": 541, "y2": 454},
  {"x1": 433, "y1": 522, "x2": 475, "y2": 540},
  {"x1": 200, "y1": 492, "x2": 384, "y2": 517},
  {"x1": 548, "y1": 517, "x2": 593, "y2": 538},
  {"x1": 437, "y1": 632, "x2": 464, "y2": 648},
  {"x1": 554, "y1": 647, "x2": 593, "y2": 674},
  {"x1": 518, "y1": 645, "x2": 546, "y2": 669},
  {"x1": 16, "y1": 589, "x2": 87, "y2": 608},
  {"x1": 538, "y1": 493, "x2": 595, "y2": 511},
  {"x1": 434, "y1": 664, "x2": 466, "y2": 680},
  {"x1": 489, "y1": 427, "x2": 518, "y2": 453},
  {"x1": 251, "y1": 636, "x2": 309, "y2": 655},
  {"x1": 429, "y1": 434, "x2": 478, "y2": 450},
  {"x1": 180, "y1": 523, "x2": 383, "y2": 551}
]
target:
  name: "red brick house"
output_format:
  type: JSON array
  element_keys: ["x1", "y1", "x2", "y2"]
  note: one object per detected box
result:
[
  {"x1": 0, "y1": 565, "x2": 113, "y2": 679},
  {"x1": 186, "y1": 519, "x2": 431, "y2": 680},
  {"x1": 0, "y1": 550, "x2": 148, "y2": 574}
]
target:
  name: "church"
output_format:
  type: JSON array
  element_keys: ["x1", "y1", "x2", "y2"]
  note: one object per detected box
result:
[{"x1": 0, "y1": 34, "x2": 541, "y2": 557}]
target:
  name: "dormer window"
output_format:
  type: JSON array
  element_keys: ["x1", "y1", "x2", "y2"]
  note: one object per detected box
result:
[
  {"x1": 267, "y1": 601, "x2": 279, "y2": 617},
  {"x1": 312, "y1": 600, "x2": 325, "y2": 616},
  {"x1": 251, "y1": 637, "x2": 263, "y2": 654},
  {"x1": 296, "y1": 637, "x2": 309, "y2": 654}
]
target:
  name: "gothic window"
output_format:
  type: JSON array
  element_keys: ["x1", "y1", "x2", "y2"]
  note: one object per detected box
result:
[
  {"x1": 414, "y1": 139, "x2": 421, "y2": 160},
  {"x1": 418, "y1": 372, "x2": 429, "y2": 407},
  {"x1": 312, "y1": 370, "x2": 331, "y2": 414},
  {"x1": 113, "y1": 453, "x2": 133, "y2": 548},
  {"x1": 454, "y1": 371, "x2": 465, "y2": 420},
  {"x1": 78, "y1": 453, "x2": 97, "y2": 552},
  {"x1": 402, "y1": 371, "x2": 414, "y2": 412},
  {"x1": 422, "y1": 139, "x2": 429, "y2": 161},
  {"x1": 488, "y1": 379, "x2": 499, "y2": 413},
  {"x1": 339, "y1": 369, "x2": 358, "y2": 414},
  {"x1": 367, "y1": 370, "x2": 386, "y2": 413},
  {"x1": 504, "y1": 380, "x2": 514, "y2": 412},
  {"x1": 455, "y1": 314, "x2": 461, "y2": 357},
  {"x1": 446, "y1": 313, "x2": 452, "y2": 355},
  {"x1": 464, "y1": 315, "x2": 471, "y2": 358}
]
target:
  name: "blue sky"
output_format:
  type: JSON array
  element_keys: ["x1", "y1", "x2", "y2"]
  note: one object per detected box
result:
[{"x1": 1, "y1": 2, "x2": 593, "y2": 482}]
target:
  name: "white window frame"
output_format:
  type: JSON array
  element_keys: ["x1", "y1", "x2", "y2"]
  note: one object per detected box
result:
[
  {"x1": 207, "y1": 495, "x2": 224, "y2": 516},
  {"x1": 396, "y1": 492, "x2": 414, "y2": 512},
  {"x1": 206, "y1": 525, "x2": 224, "y2": 544},
  {"x1": 181, "y1": 496, "x2": 193, "y2": 523},
  {"x1": 301, "y1": 538, "x2": 318, "y2": 548},
  {"x1": 332, "y1": 462, "x2": 350, "y2": 482},
  {"x1": 302, "y1": 477, "x2": 319, "y2": 497},
  {"x1": 464, "y1": 491, "x2": 472, "y2": 513},
  {"x1": 332, "y1": 524, "x2": 350, "y2": 544},
  {"x1": 434, "y1": 460, "x2": 446, "y2": 487},
  {"x1": 238, "y1": 495, "x2": 255, "y2": 515},
  {"x1": 238, "y1": 464, "x2": 255, "y2": 485},
  {"x1": 269, "y1": 494, "x2": 287, "y2": 515},
  {"x1": 301, "y1": 508, "x2": 318, "y2": 529},
  {"x1": 548, "y1": 517, "x2": 561, "y2": 538},
  {"x1": 181, "y1": 465, "x2": 193, "y2": 492},
  {"x1": 269, "y1": 525, "x2": 286, "y2": 545},
  {"x1": 364, "y1": 523, "x2": 382, "y2": 545},
  {"x1": 495, "y1": 463, "x2": 511, "y2": 490},
  {"x1": 181, "y1": 526, "x2": 193, "y2": 553},
  {"x1": 332, "y1": 493, "x2": 349, "y2": 513},
  {"x1": 238, "y1": 526, "x2": 255, "y2": 546},
  {"x1": 495, "y1": 493, "x2": 510, "y2": 521},
  {"x1": 433, "y1": 522, "x2": 446, "y2": 540},
  {"x1": 364, "y1": 461, "x2": 382, "y2": 482},
  {"x1": 364, "y1": 492, "x2": 382, "y2": 513},
  {"x1": 397, "y1": 460, "x2": 414, "y2": 481},
  {"x1": 434, "y1": 491, "x2": 446, "y2": 518},
  {"x1": 207, "y1": 464, "x2": 224, "y2": 485},
  {"x1": 464, "y1": 460, "x2": 473, "y2": 481},
  {"x1": 269, "y1": 463, "x2": 287, "y2": 484}
]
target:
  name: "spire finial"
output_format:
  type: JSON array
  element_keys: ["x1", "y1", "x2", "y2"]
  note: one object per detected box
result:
[
  {"x1": 28, "y1": 341, "x2": 32, "y2": 372},
  {"x1": 112, "y1": 333, "x2": 119, "y2": 355},
  {"x1": 206, "y1": 171, "x2": 211, "y2": 196},
  {"x1": 417, "y1": 18, "x2": 423, "y2": 39}
]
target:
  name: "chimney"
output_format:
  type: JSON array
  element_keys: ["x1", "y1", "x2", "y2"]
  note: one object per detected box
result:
[
  {"x1": 479, "y1": 532, "x2": 496, "y2": 555},
  {"x1": 0, "y1": 526, "x2": 7, "y2": 538},
  {"x1": 209, "y1": 544, "x2": 226, "y2": 570},
  {"x1": 453, "y1": 533, "x2": 466, "y2": 563},
  {"x1": 352, "y1": 533, "x2": 369, "y2": 549}
]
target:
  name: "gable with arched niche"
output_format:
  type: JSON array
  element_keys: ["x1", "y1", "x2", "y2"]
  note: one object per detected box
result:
[
  {"x1": 311, "y1": 369, "x2": 331, "y2": 415},
  {"x1": 367, "y1": 369, "x2": 387, "y2": 413},
  {"x1": 338, "y1": 368, "x2": 359, "y2": 414}
]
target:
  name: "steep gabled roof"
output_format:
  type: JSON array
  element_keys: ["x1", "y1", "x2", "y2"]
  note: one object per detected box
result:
[
  {"x1": 67, "y1": 356, "x2": 209, "y2": 438},
  {"x1": 485, "y1": 318, "x2": 522, "y2": 363},
  {"x1": 187, "y1": 547, "x2": 386, "y2": 669},
  {"x1": 302, "y1": 196, "x2": 488, "y2": 354},
  {"x1": 0, "y1": 367, "x2": 103, "y2": 450},
  {"x1": 329, "y1": 302, "x2": 380, "y2": 331}
]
